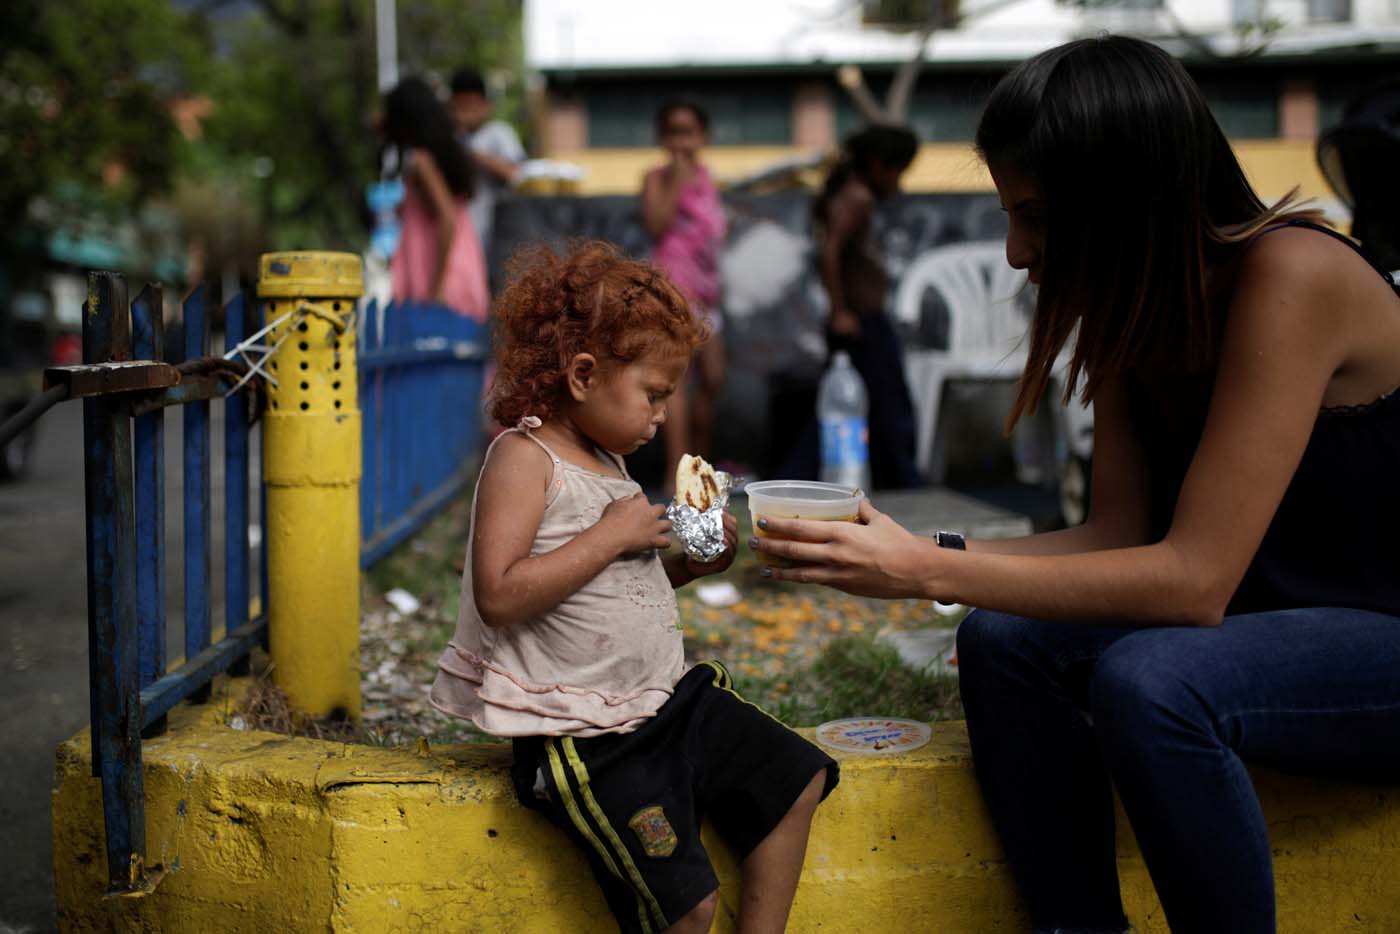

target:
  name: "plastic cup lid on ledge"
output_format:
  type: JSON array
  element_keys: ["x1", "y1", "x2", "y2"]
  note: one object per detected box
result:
[{"x1": 813, "y1": 717, "x2": 932, "y2": 755}]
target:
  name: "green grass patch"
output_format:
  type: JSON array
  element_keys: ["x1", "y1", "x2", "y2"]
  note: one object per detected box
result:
[{"x1": 731, "y1": 634, "x2": 963, "y2": 726}]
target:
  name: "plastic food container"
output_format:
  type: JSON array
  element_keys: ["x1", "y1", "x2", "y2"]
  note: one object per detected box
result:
[{"x1": 745, "y1": 480, "x2": 863, "y2": 565}]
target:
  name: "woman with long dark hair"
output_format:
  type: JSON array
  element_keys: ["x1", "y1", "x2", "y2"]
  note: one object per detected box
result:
[
  {"x1": 752, "y1": 36, "x2": 1400, "y2": 932},
  {"x1": 381, "y1": 76, "x2": 488, "y2": 319}
]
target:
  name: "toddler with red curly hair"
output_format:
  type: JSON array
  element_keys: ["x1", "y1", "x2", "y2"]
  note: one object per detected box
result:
[{"x1": 430, "y1": 241, "x2": 837, "y2": 933}]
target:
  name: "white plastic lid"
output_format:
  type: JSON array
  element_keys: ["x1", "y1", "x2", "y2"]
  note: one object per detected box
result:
[{"x1": 814, "y1": 718, "x2": 933, "y2": 755}]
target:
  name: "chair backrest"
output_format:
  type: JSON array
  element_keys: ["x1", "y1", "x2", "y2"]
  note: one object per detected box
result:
[{"x1": 892, "y1": 241, "x2": 1030, "y2": 367}]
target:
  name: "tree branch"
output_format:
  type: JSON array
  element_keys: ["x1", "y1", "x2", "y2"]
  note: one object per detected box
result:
[
  {"x1": 837, "y1": 64, "x2": 890, "y2": 125},
  {"x1": 885, "y1": 0, "x2": 943, "y2": 123}
]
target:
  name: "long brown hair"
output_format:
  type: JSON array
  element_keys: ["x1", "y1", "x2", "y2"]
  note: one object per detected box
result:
[{"x1": 976, "y1": 36, "x2": 1320, "y2": 429}]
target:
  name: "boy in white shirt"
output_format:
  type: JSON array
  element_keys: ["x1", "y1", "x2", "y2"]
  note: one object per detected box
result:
[{"x1": 449, "y1": 68, "x2": 526, "y2": 258}]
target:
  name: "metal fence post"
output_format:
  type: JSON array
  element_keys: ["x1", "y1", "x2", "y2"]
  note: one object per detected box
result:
[
  {"x1": 131, "y1": 284, "x2": 167, "y2": 737},
  {"x1": 81, "y1": 272, "x2": 146, "y2": 889},
  {"x1": 258, "y1": 252, "x2": 364, "y2": 719}
]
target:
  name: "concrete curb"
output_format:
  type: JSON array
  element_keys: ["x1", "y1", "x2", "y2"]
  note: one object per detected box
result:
[{"x1": 53, "y1": 678, "x2": 1399, "y2": 932}]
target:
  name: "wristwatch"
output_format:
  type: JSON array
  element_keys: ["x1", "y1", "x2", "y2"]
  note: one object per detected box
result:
[{"x1": 933, "y1": 530, "x2": 966, "y2": 551}]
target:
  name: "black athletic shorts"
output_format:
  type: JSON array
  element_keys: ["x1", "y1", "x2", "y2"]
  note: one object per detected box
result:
[{"x1": 509, "y1": 660, "x2": 839, "y2": 934}]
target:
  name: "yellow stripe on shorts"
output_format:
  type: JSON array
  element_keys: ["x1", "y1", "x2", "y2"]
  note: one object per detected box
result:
[
  {"x1": 562, "y1": 736, "x2": 669, "y2": 932},
  {"x1": 545, "y1": 739, "x2": 653, "y2": 934},
  {"x1": 700, "y1": 659, "x2": 792, "y2": 729}
]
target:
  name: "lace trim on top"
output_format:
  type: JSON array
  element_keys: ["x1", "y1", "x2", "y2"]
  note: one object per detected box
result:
[{"x1": 1320, "y1": 383, "x2": 1400, "y2": 418}]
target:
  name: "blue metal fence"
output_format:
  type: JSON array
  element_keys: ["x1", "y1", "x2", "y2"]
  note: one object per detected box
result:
[
  {"x1": 358, "y1": 300, "x2": 487, "y2": 566},
  {"x1": 68, "y1": 273, "x2": 267, "y2": 889},
  {"x1": 67, "y1": 276, "x2": 486, "y2": 890}
]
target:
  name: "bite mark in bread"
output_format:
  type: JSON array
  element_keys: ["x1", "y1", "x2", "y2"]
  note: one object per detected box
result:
[{"x1": 676, "y1": 453, "x2": 720, "y2": 512}]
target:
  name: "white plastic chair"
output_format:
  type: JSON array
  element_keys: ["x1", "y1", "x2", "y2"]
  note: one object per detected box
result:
[{"x1": 893, "y1": 241, "x2": 1034, "y2": 482}]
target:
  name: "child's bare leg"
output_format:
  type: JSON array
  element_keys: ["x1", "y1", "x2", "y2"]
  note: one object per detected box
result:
[
  {"x1": 735, "y1": 770, "x2": 827, "y2": 933},
  {"x1": 666, "y1": 890, "x2": 718, "y2": 934}
]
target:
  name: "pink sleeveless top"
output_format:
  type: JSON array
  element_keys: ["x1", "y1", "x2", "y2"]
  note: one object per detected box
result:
[
  {"x1": 390, "y1": 150, "x2": 490, "y2": 321},
  {"x1": 429, "y1": 419, "x2": 686, "y2": 737},
  {"x1": 652, "y1": 165, "x2": 725, "y2": 312}
]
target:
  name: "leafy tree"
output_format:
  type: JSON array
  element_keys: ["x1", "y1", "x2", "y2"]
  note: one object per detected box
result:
[
  {"x1": 1, "y1": 0, "x2": 524, "y2": 287},
  {"x1": 191, "y1": 0, "x2": 524, "y2": 260},
  {"x1": 0, "y1": 0, "x2": 209, "y2": 278}
]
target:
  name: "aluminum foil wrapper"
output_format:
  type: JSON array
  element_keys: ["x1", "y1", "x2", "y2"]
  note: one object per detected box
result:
[{"x1": 666, "y1": 471, "x2": 734, "y2": 563}]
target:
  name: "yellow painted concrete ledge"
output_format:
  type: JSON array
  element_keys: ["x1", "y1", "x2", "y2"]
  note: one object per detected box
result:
[{"x1": 54, "y1": 677, "x2": 1398, "y2": 933}]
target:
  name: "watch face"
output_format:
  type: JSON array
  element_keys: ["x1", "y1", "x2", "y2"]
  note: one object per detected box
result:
[{"x1": 937, "y1": 531, "x2": 966, "y2": 551}]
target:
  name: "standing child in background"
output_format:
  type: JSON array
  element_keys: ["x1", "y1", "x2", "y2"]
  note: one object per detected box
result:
[
  {"x1": 814, "y1": 126, "x2": 922, "y2": 489},
  {"x1": 449, "y1": 68, "x2": 526, "y2": 262},
  {"x1": 641, "y1": 101, "x2": 727, "y2": 490},
  {"x1": 381, "y1": 76, "x2": 489, "y2": 320},
  {"x1": 430, "y1": 242, "x2": 838, "y2": 934}
]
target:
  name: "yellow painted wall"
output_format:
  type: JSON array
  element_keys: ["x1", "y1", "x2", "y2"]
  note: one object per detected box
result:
[
  {"x1": 53, "y1": 678, "x2": 1400, "y2": 932},
  {"x1": 544, "y1": 139, "x2": 1334, "y2": 204}
]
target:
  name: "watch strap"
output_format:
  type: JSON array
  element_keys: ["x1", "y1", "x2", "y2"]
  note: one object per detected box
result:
[{"x1": 934, "y1": 530, "x2": 966, "y2": 551}]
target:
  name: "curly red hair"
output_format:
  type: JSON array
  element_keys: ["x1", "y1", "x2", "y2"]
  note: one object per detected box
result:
[{"x1": 488, "y1": 240, "x2": 708, "y2": 427}]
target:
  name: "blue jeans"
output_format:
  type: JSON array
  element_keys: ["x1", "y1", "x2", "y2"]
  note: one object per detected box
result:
[{"x1": 956, "y1": 607, "x2": 1400, "y2": 934}]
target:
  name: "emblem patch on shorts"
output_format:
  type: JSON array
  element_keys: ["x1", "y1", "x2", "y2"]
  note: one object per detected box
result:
[{"x1": 628, "y1": 805, "x2": 678, "y2": 858}]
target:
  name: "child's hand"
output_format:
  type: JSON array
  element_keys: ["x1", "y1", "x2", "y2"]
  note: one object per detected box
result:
[
  {"x1": 829, "y1": 307, "x2": 862, "y2": 338},
  {"x1": 599, "y1": 493, "x2": 672, "y2": 556},
  {"x1": 685, "y1": 510, "x2": 738, "y2": 578}
]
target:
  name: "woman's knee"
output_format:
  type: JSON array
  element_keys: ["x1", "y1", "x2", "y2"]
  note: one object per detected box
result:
[
  {"x1": 956, "y1": 609, "x2": 1055, "y2": 671},
  {"x1": 1090, "y1": 635, "x2": 1215, "y2": 746}
]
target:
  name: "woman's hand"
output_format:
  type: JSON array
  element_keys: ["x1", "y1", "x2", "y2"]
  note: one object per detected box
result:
[
  {"x1": 748, "y1": 499, "x2": 941, "y2": 599},
  {"x1": 685, "y1": 510, "x2": 738, "y2": 578},
  {"x1": 598, "y1": 493, "x2": 672, "y2": 557}
]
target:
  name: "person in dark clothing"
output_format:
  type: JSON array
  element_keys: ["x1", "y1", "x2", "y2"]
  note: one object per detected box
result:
[
  {"x1": 813, "y1": 125, "x2": 922, "y2": 489},
  {"x1": 1317, "y1": 77, "x2": 1400, "y2": 270},
  {"x1": 754, "y1": 36, "x2": 1400, "y2": 934}
]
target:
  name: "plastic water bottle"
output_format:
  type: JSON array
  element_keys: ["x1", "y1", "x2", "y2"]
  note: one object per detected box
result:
[
  {"x1": 818, "y1": 351, "x2": 870, "y2": 491},
  {"x1": 366, "y1": 178, "x2": 404, "y2": 259}
]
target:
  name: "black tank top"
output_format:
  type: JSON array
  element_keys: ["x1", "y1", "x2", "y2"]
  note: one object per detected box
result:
[{"x1": 1128, "y1": 220, "x2": 1400, "y2": 617}]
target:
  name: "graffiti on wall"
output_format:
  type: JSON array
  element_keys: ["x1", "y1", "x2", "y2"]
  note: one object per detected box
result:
[{"x1": 490, "y1": 191, "x2": 1023, "y2": 479}]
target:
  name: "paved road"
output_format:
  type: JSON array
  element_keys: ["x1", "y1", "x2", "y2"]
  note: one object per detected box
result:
[{"x1": 0, "y1": 400, "x2": 236, "y2": 932}]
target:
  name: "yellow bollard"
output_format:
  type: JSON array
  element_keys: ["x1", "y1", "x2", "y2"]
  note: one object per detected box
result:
[{"x1": 258, "y1": 251, "x2": 363, "y2": 719}]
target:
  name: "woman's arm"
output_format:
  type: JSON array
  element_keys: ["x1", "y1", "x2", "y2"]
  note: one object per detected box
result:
[
  {"x1": 407, "y1": 150, "x2": 458, "y2": 302},
  {"x1": 472, "y1": 434, "x2": 673, "y2": 628},
  {"x1": 756, "y1": 231, "x2": 1350, "y2": 626},
  {"x1": 817, "y1": 182, "x2": 870, "y2": 338},
  {"x1": 969, "y1": 377, "x2": 1153, "y2": 556}
]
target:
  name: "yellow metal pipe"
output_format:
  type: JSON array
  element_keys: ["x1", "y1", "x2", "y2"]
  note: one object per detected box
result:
[{"x1": 257, "y1": 251, "x2": 364, "y2": 719}]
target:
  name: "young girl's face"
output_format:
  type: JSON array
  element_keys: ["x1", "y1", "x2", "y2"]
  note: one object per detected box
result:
[
  {"x1": 575, "y1": 348, "x2": 690, "y2": 455},
  {"x1": 659, "y1": 107, "x2": 707, "y2": 160},
  {"x1": 990, "y1": 162, "x2": 1046, "y2": 286}
]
